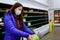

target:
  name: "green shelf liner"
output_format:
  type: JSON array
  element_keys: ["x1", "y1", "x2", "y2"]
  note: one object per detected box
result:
[
  {"x1": 0, "y1": 10, "x2": 6, "y2": 12},
  {"x1": 1, "y1": 32, "x2": 5, "y2": 35},
  {"x1": 24, "y1": 18, "x2": 48, "y2": 22},
  {"x1": 23, "y1": 15, "x2": 48, "y2": 18},
  {"x1": 0, "y1": 23, "x2": 4, "y2": 26},
  {"x1": 28, "y1": 21, "x2": 48, "y2": 27}
]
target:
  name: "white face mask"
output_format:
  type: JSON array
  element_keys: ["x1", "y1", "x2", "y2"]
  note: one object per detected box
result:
[{"x1": 15, "y1": 9, "x2": 22, "y2": 15}]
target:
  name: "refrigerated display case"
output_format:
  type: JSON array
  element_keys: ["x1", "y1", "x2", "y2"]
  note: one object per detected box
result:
[
  {"x1": 54, "y1": 10, "x2": 60, "y2": 23},
  {"x1": 23, "y1": 7, "x2": 48, "y2": 29},
  {"x1": 0, "y1": 3, "x2": 49, "y2": 40}
]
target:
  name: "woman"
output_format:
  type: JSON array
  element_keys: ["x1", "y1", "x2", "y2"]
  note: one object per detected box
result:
[{"x1": 4, "y1": 3, "x2": 35, "y2": 40}]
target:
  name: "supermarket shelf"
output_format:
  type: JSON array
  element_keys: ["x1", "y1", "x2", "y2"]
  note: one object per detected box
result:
[
  {"x1": 54, "y1": 16, "x2": 60, "y2": 18},
  {"x1": 23, "y1": 7, "x2": 48, "y2": 27},
  {"x1": 0, "y1": 23, "x2": 4, "y2": 25},
  {"x1": 24, "y1": 18, "x2": 48, "y2": 22},
  {"x1": 54, "y1": 23, "x2": 60, "y2": 26},
  {"x1": 1, "y1": 32, "x2": 5, "y2": 35},
  {"x1": 0, "y1": 10, "x2": 6, "y2": 12},
  {"x1": 0, "y1": 23, "x2": 4, "y2": 26},
  {"x1": 24, "y1": 12, "x2": 47, "y2": 14},
  {"x1": 29, "y1": 21, "x2": 48, "y2": 26},
  {"x1": 23, "y1": 15, "x2": 47, "y2": 18}
]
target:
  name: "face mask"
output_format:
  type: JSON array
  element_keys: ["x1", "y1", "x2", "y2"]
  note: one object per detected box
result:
[{"x1": 15, "y1": 9, "x2": 22, "y2": 15}]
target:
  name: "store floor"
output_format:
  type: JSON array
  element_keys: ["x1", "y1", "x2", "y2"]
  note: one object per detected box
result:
[{"x1": 41, "y1": 26, "x2": 60, "y2": 40}]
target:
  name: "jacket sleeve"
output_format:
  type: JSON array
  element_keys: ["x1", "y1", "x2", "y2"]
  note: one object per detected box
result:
[
  {"x1": 23, "y1": 23, "x2": 35, "y2": 35},
  {"x1": 4, "y1": 15, "x2": 29, "y2": 38}
]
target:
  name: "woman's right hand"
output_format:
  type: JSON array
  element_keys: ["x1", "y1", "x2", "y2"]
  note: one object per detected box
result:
[{"x1": 27, "y1": 35, "x2": 33, "y2": 40}]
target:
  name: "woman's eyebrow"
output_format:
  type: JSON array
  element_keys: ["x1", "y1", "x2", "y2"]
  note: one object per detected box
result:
[{"x1": 19, "y1": 9, "x2": 22, "y2": 10}]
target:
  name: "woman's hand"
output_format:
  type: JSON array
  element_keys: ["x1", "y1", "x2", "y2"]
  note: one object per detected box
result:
[{"x1": 27, "y1": 35, "x2": 33, "y2": 40}]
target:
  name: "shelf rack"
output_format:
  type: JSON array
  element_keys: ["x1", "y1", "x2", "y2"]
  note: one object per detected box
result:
[{"x1": 23, "y1": 7, "x2": 48, "y2": 28}]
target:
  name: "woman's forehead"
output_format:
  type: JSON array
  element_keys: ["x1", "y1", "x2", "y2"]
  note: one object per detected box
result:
[{"x1": 17, "y1": 6, "x2": 23, "y2": 10}]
